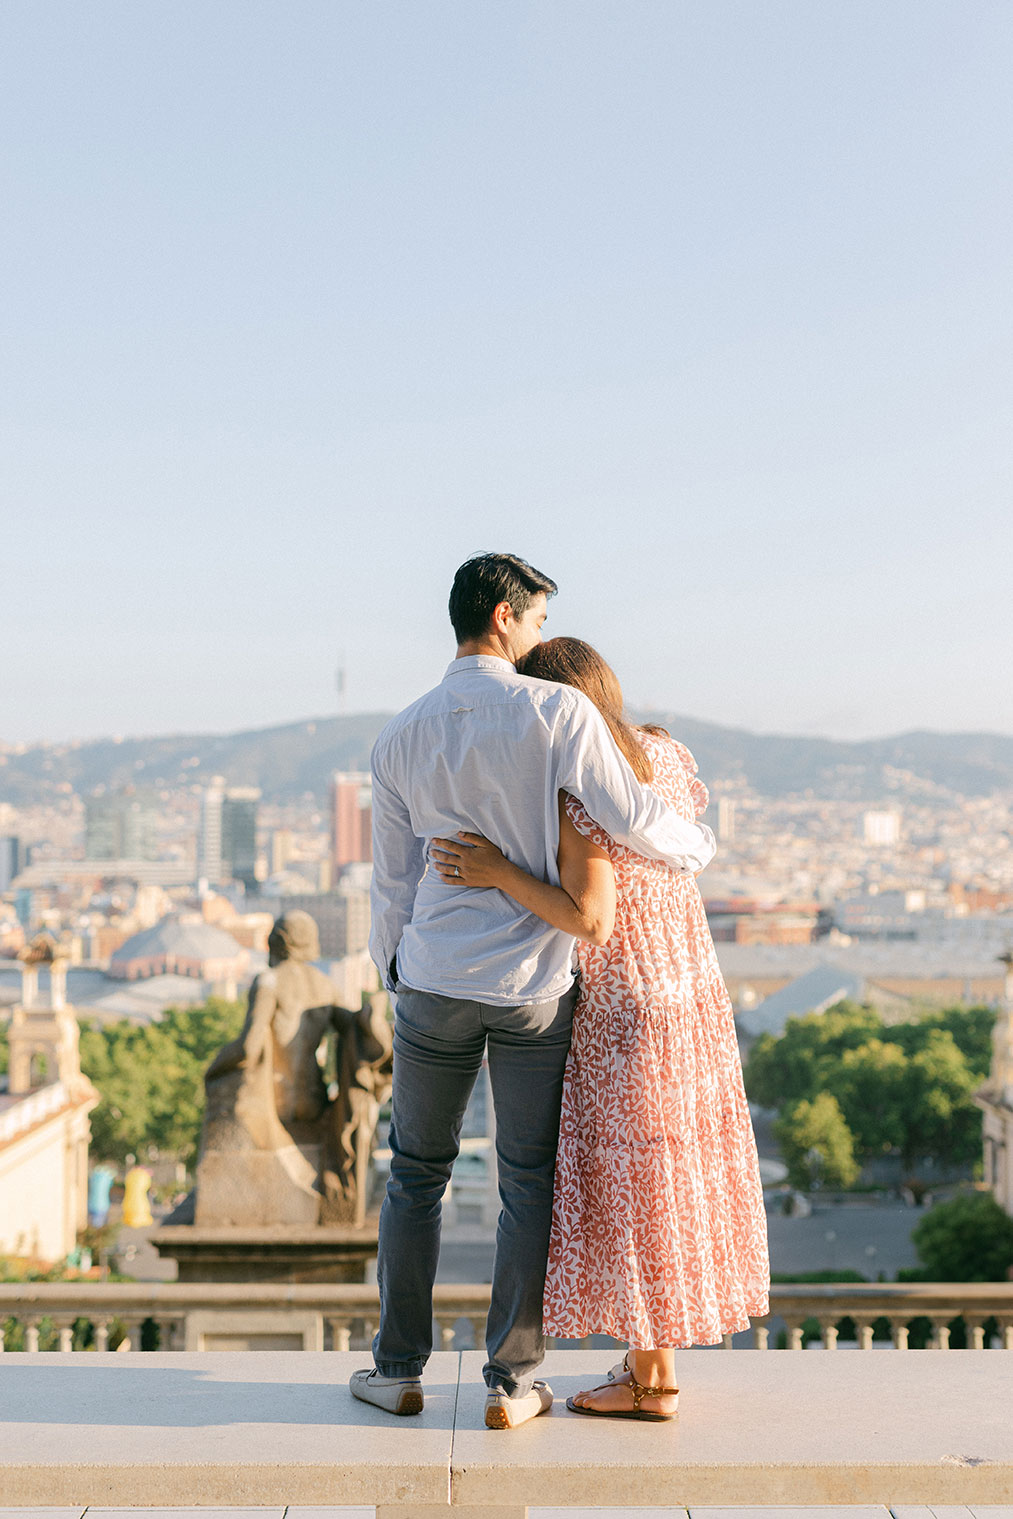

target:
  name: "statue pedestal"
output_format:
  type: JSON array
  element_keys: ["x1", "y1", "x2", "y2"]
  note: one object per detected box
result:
[{"x1": 151, "y1": 1222, "x2": 380, "y2": 1284}]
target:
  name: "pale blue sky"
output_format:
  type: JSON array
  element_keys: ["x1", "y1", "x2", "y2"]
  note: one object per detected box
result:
[{"x1": 3, "y1": 2, "x2": 1011, "y2": 744}]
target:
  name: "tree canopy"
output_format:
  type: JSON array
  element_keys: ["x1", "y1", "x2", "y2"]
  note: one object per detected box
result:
[
  {"x1": 78, "y1": 998, "x2": 244, "y2": 1167},
  {"x1": 744, "y1": 1000, "x2": 993, "y2": 1178},
  {"x1": 912, "y1": 1191, "x2": 1013, "y2": 1281}
]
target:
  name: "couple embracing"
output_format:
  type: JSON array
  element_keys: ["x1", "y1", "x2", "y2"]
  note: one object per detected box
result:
[{"x1": 351, "y1": 553, "x2": 768, "y2": 1429}]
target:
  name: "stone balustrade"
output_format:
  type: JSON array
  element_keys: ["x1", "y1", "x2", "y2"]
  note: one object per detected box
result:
[
  {"x1": 1, "y1": 1280, "x2": 1012, "y2": 1354},
  {"x1": 0, "y1": 1078, "x2": 69, "y2": 1144}
]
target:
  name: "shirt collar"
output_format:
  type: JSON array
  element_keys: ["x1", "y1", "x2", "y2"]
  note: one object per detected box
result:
[{"x1": 444, "y1": 654, "x2": 516, "y2": 676}]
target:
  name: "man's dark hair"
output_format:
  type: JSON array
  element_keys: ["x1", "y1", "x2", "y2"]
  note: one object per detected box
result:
[{"x1": 449, "y1": 553, "x2": 558, "y2": 643}]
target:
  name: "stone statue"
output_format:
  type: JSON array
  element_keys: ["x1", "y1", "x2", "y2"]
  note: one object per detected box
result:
[
  {"x1": 323, "y1": 991, "x2": 394, "y2": 1227},
  {"x1": 189, "y1": 909, "x2": 392, "y2": 1228}
]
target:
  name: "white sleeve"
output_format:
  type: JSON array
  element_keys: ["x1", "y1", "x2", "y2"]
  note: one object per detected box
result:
[
  {"x1": 368, "y1": 754, "x2": 426, "y2": 990},
  {"x1": 557, "y1": 698, "x2": 716, "y2": 873}
]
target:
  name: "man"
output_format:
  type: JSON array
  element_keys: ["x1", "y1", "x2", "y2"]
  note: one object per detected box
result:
[{"x1": 351, "y1": 553, "x2": 716, "y2": 1428}]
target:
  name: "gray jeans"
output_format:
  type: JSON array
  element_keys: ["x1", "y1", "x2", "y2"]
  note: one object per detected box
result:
[{"x1": 372, "y1": 980, "x2": 576, "y2": 1396}]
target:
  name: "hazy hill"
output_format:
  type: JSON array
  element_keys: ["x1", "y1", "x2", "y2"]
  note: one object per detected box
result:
[{"x1": 3, "y1": 712, "x2": 1013, "y2": 806}]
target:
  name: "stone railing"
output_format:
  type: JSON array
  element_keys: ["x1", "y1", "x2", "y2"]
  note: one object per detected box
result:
[
  {"x1": 1, "y1": 1279, "x2": 1012, "y2": 1352},
  {"x1": 764, "y1": 1280, "x2": 1013, "y2": 1349},
  {"x1": 0, "y1": 1080, "x2": 68, "y2": 1144}
]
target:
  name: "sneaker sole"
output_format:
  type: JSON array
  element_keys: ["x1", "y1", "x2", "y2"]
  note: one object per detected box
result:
[
  {"x1": 395, "y1": 1389, "x2": 425, "y2": 1416},
  {"x1": 485, "y1": 1403, "x2": 511, "y2": 1430}
]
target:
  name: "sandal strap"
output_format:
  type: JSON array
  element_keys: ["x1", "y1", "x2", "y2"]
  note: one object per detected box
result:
[{"x1": 626, "y1": 1370, "x2": 680, "y2": 1409}]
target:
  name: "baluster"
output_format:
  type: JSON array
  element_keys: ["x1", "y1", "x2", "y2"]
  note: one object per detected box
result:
[
  {"x1": 360, "y1": 1320, "x2": 376, "y2": 1351},
  {"x1": 0, "y1": 1320, "x2": 7, "y2": 1352},
  {"x1": 819, "y1": 1318, "x2": 838, "y2": 1349},
  {"x1": 999, "y1": 1319, "x2": 1013, "y2": 1350},
  {"x1": 57, "y1": 1319, "x2": 75, "y2": 1352},
  {"x1": 930, "y1": 1318, "x2": 951, "y2": 1350},
  {"x1": 328, "y1": 1319, "x2": 352, "y2": 1351},
  {"x1": 25, "y1": 1318, "x2": 41, "y2": 1352},
  {"x1": 751, "y1": 1322, "x2": 769, "y2": 1350},
  {"x1": 965, "y1": 1319, "x2": 984, "y2": 1350},
  {"x1": 154, "y1": 1317, "x2": 178, "y2": 1351},
  {"x1": 437, "y1": 1319, "x2": 457, "y2": 1351},
  {"x1": 95, "y1": 1319, "x2": 110, "y2": 1351},
  {"x1": 891, "y1": 1319, "x2": 909, "y2": 1350},
  {"x1": 784, "y1": 1319, "x2": 805, "y2": 1351},
  {"x1": 116, "y1": 1319, "x2": 136, "y2": 1352},
  {"x1": 468, "y1": 1315, "x2": 486, "y2": 1348},
  {"x1": 855, "y1": 1320, "x2": 874, "y2": 1351},
  {"x1": 720, "y1": 1333, "x2": 734, "y2": 1350}
]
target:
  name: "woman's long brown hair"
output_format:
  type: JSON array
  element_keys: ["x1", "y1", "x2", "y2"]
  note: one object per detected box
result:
[{"x1": 518, "y1": 637, "x2": 653, "y2": 783}]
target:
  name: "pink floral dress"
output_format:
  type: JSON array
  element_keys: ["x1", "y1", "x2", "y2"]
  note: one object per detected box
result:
[{"x1": 542, "y1": 732, "x2": 769, "y2": 1348}]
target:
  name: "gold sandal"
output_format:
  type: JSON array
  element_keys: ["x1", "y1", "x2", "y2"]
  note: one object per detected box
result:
[{"x1": 565, "y1": 1353, "x2": 679, "y2": 1422}]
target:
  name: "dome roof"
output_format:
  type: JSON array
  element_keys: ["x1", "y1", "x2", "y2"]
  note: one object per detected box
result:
[{"x1": 111, "y1": 914, "x2": 243, "y2": 965}]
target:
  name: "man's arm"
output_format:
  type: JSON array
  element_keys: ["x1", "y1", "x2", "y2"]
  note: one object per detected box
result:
[
  {"x1": 368, "y1": 762, "x2": 426, "y2": 990},
  {"x1": 556, "y1": 695, "x2": 717, "y2": 873}
]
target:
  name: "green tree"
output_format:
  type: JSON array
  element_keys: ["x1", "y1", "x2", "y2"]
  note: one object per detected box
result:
[
  {"x1": 78, "y1": 997, "x2": 244, "y2": 1167},
  {"x1": 831, "y1": 1038, "x2": 908, "y2": 1158},
  {"x1": 746, "y1": 999, "x2": 993, "y2": 1183},
  {"x1": 888, "y1": 1005, "x2": 993, "y2": 1077},
  {"x1": 912, "y1": 1191, "x2": 1013, "y2": 1281},
  {"x1": 743, "y1": 1000, "x2": 881, "y2": 1109},
  {"x1": 773, "y1": 1092, "x2": 860, "y2": 1189}
]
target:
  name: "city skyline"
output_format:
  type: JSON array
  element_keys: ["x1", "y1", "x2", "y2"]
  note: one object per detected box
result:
[{"x1": 5, "y1": 3, "x2": 1011, "y2": 743}]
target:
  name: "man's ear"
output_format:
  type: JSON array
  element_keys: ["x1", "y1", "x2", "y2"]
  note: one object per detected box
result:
[{"x1": 491, "y1": 599, "x2": 514, "y2": 632}]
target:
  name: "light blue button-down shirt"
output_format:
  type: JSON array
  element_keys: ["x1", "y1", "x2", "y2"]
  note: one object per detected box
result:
[{"x1": 369, "y1": 655, "x2": 717, "y2": 1006}]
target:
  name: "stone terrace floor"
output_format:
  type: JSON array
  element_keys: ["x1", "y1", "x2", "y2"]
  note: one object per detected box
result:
[{"x1": 2, "y1": 1351, "x2": 1013, "y2": 1516}]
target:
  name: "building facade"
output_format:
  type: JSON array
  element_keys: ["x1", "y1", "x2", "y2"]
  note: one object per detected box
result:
[
  {"x1": 85, "y1": 792, "x2": 157, "y2": 862},
  {"x1": 0, "y1": 835, "x2": 23, "y2": 892},
  {"x1": 221, "y1": 788, "x2": 260, "y2": 891},
  {"x1": 0, "y1": 939, "x2": 99, "y2": 1262},
  {"x1": 976, "y1": 952, "x2": 1013, "y2": 1217},
  {"x1": 331, "y1": 772, "x2": 372, "y2": 869},
  {"x1": 198, "y1": 779, "x2": 260, "y2": 889}
]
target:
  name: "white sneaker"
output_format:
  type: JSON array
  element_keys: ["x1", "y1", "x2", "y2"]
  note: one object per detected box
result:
[
  {"x1": 484, "y1": 1380, "x2": 553, "y2": 1429},
  {"x1": 349, "y1": 1367, "x2": 424, "y2": 1416}
]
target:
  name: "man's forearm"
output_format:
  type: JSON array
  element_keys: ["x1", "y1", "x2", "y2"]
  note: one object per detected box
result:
[{"x1": 561, "y1": 703, "x2": 717, "y2": 872}]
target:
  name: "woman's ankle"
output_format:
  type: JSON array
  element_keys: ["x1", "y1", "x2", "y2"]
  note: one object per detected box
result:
[{"x1": 628, "y1": 1349, "x2": 676, "y2": 1387}]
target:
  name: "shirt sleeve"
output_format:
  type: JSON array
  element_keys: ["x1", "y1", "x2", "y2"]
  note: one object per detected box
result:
[
  {"x1": 368, "y1": 749, "x2": 426, "y2": 990},
  {"x1": 556, "y1": 697, "x2": 717, "y2": 873}
]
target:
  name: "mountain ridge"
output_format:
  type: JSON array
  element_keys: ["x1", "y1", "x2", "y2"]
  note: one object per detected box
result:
[{"x1": 3, "y1": 712, "x2": 1013, "y2": 805}]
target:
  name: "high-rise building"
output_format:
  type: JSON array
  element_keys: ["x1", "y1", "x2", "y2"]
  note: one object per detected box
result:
[
  {"x1": 269, "y1": 828, "x2": 295, "y2": 876},
  {"x1": 0, "y1": 835, "x2": 23, "y2": 892},
  {"x1": 278, "y1": 887, "x2": 370, "y2": 959},
  {"x1": 222, "y1": 787, "x2": 260, "y2": 891},
  {"x1": 84, "y1": 793, "x2": 157, "y2": 860},
  {"x1": 197, "y1": 778, "x2": 226, "y2": 885},
  {"x1": 197, "y1": 778, "x2": 260, "y2": 889},
  {"x1": 717, "y1": 798, "x2": 736, "y2": 844},
  {"x1": 862, "y1": 809, "x2": 901, "y2": 847},
  {"x1": 331, "y1": 772, "x2": 372, "y2": 869}
]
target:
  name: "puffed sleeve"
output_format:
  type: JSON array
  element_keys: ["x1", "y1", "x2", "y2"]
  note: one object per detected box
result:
[{"x1": 667, "y1": 740, "x2": 709, "y2": 819}]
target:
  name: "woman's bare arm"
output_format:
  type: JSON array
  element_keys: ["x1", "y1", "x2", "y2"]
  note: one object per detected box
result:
[{"x1": 430, "y1": 793, "x2": 616, "y2": 946}]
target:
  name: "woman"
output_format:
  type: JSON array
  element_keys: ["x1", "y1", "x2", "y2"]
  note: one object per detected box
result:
[{"x1": 431, "y1": 638, "x2": 768, "y2": 1421}]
